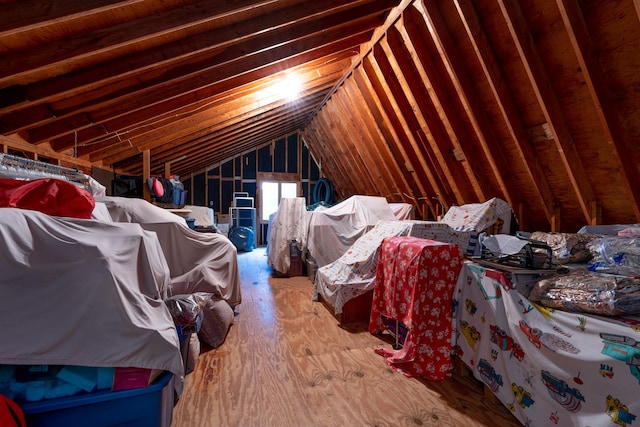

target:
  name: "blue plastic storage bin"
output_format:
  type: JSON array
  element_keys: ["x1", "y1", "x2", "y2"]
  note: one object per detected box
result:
[{"x1": 21, "y1": 370, "x2": 174, "y2": 427}]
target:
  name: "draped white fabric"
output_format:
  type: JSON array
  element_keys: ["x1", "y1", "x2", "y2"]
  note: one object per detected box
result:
[
  {"x1": 98, "y1": 196, "x2": 241, "y2": 307},
  {"x1": 267, "y1": 197, "x2": 310, "y2": 275},
  {"x1": 306, "y1": 196, "x2": 397, "y2": 268},
  {"x1": 0, "y1": 208, "x2": 184, "y2": 378}
]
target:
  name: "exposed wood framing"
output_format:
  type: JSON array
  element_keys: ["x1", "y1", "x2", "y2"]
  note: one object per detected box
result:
[{"x1": 496, "y1": 0, "x2": 596, "y2": 224}]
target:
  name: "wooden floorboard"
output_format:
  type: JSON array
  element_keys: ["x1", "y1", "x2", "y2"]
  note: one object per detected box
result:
[{"x1": 171, "y1": 247, "x2": 521, "y2": 426}]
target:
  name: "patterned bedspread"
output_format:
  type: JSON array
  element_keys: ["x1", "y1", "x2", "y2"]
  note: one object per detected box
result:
[{"x1": 453, "y1": 261, "x2": 640, "y2": 426}]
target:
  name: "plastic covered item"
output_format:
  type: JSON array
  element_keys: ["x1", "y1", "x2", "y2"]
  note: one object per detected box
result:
[
  {"x1": 529, "y1": 269, "x2": 640, "y2": 316},
  {"x1": 164, "y1": 293, "x2": 209, "y2": 327},
  {"x1": 587, "y1": 236, "x2": 640, "y2": 276},
  {"x1": 530, "y1": 231, "x2": 600, "y2": 264}
]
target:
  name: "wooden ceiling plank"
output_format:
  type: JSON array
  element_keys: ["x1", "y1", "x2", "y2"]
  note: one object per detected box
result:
[
  {"x1": 54, "y1": 54, "x2": 351, "y2": 151},
  {"x1": 111, "y1": 87, "x2": 326, "y2": 162},
  {"x1": 371, "y1": 43, "x2": 452, "y2": 208},
  {"x1": 305, "y1": 120, "x2": 355, "y2": 195},
  {"x1": 556, "y1": 0, "x2": 640, "y2": 221},
  {"x1": 22, "y1": 27, "x2": 371, "y2": 146},
  {"x1": 315, "y1": 108, "x2": 366, "y2": 194},
  {"x1": 355, "y1": 55, "x2": 441, "y2": 209},
  {"x1": 0, "y1": 103, "x2": 57, "y2": 135},
  {"x1": 496, "y1": 0, "x2": 595, "y2": 224},
  {"x1": 453, "y1": 0, "x2": 555, "y2": 225},
  {"x1": 103, "y1": 108, "x2": 306, "y2": 167},
  {"x1": 99, "y1": 73, "x2": 337, "y2": 156},
  {"x1": 304, "y1": 0, "x2": 415, "y2": 127},
  {"x1": 0, "y1": 0, "x2": 390, "y2": 115},
  {"x1": 323, "y1": 97, "x2": 380, "y2": 194},
  {"x1": 0, "y1": 0, "x2": 279, "y2": 85},
  {"x1": 386, "y1": 23, "x2": 473, "y2": 204},
  {"x1": 0, "y1": 0, "x2": 145, "y2": 36},
  {"x1": 353, "y1": 64, "x2": 429, "y2": 209},
  {"x1": 21, "y1": 30, "x2": 369, "y2": 146},
  {"x1": 361, "y1": 56, "x2": 443, "y2": 215},
  {"x1": 341, "y1": 77, "x2": 411, "y2": 200},
  {"x1": 119, "y1": 106, "x2": 314, "y2": 171},
  {"x1": 54, "y1": 12, "x2": 380, "y2": 118},
  {"x1": 416, "y1": 1, "x2": 520, "y2": 207},
  {"x1": 27, "y1": 112, "x2": 94, "y2": 143},
  {"x1": 134, "y1": 98, "x2": 323, "y2": 167}
]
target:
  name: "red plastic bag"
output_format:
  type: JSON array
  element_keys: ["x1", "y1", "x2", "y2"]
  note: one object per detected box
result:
[{"x1": 0, "y1": 178, "x2": 95, "y2": 219}]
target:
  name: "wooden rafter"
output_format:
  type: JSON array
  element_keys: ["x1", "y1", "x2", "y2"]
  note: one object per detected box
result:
[
  {"x1": 497, "y1": 0, "x2": 595, "y2": 224},
  {"x1": 555, "y1": 0, "x2": 640, "y2": 221}
]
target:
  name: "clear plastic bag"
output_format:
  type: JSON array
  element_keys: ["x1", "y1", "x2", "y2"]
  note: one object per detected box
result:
[
  {"x1": 164, "y1": 293, "x2": 211, "y2": 326},
  {"x1": 587, "y1": 236, "x2": 640, "y2": 276}
]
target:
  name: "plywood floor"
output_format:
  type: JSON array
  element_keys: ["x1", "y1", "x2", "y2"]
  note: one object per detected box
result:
[{"x1": 171, "y1": 247, "x2": 521, "y2": 427}]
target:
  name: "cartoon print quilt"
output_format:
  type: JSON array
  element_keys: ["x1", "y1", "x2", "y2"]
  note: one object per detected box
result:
[{"x1": 453, "y1": 261, "x2": 640, "y2": 427}]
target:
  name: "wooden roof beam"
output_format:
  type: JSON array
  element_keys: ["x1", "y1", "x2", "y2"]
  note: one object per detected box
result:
[
  {"x1": 388, "y1": 19, "x2": 478, "y2": 203},
  {"x1": 322, "y1": 97, "x2": 382, "y2": 194},
  {"x1": 351, "y1": 67, "x2": 427, "y2": 208},
  {"x1": 0, "y1": 0, "x2": 279, "y2": 85},
  {"x1": 371, "y1": 43, "x2": 451, "y2": 208},
  {"x1": 23, "y1": 26, "x2": 373, "y2": 144},
  {"x1": 100, "y1": 86, "x2": 327, "y2": 166},
  {"x1": 0, "y1": 0, "x2": 390, "y2": 115},
  {"x1": 0, "y1": 0, "x2": 145, "y2": 37},
  {"x1": 52, "y1": 52, "x2": 353, "y2": 151},
  {"x1": 416, "y1": 1, "x2": 520, "y2": 209},
  {"x1": 136, "y1": 96, "x2": 326, "y2": 168},
  {"x1": 497, "y1": 0, "x2": 596, "y2": 224},
  {"x1": 341, "y1": 77, "x2": 411, "y2": 200},
  {"x1": 453, "y1": 0, "x2": 556, "y2": 227},
  {"x1": 113, "y1": 102, "x2": 317, "y2": 173},
  {"x1": 362, "y1": 53, "x2": 442, "y2": 215},
  {"x1": 107, "y1": 72, "x2": 338, "y2": 155},
  {"x1": 556, "y1": 0, "x2": 640, "y2": 221}
]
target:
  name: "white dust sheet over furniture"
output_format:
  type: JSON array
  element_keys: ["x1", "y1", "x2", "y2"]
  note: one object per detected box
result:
[
  {"x1": 0, "y1": 208, "x2": 184, "y2": 378},
  {"x1": 389, "y1": 202, "x2": 414, "y2": 220},
  {"x1": 99, "y1": 196, "x2": 241, "y2": 307},
  {"x1": 453, "y1": 261, "x2": 640, "y2": 426},
  {"x1": 313, "y1": 220, "x2": 413, "y2": 314},
  {"x1": 441, "y1": 197, "x2": 512, "y2": 233},
  {"x1": 306, "y1": 195, "x2": 397, "y2": 268},
  {"x1": 267, "y1": 197, "x2": 310, "y2": 275},
  {"x1": 183, "y1": 205, "x2": 215, "y2": 227},
  {"x1": 314, "y1": 219, "x2": 484, "y2": 316}
]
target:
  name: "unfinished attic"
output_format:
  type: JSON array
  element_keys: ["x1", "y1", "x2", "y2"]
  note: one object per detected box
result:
[{"x1": 1, "y1": 1, "x2": 640, "y2": 426}]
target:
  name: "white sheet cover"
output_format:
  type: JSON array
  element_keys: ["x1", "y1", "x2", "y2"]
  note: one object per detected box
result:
[
  {"x1": 389, "y1": 202, "x2": 414, "y2": 220},
  {"x1": 441, "y1": 197, "x2": 512, "y2": 233},
  {"x1": 314, "y1": 220, "x2": 483, "y2": 314},
  {"x1": 313, "y1": 220, "x2": 413, "y2": 314},
  {"x1": 99, "y1": 197, "x2": 241, "y2": 307},
  {"x1": 267, "y1": 197, "x2": 310, "y2": 275},
  {"x1": 183, "y1": 205, "x2": 215, "y2": 227},
  {"x1": 0, "y1": 208, "x2": 184, "y2": 378},
  {"x1": 307, "y1": 195, "x2": 397, "y2": 268}
]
